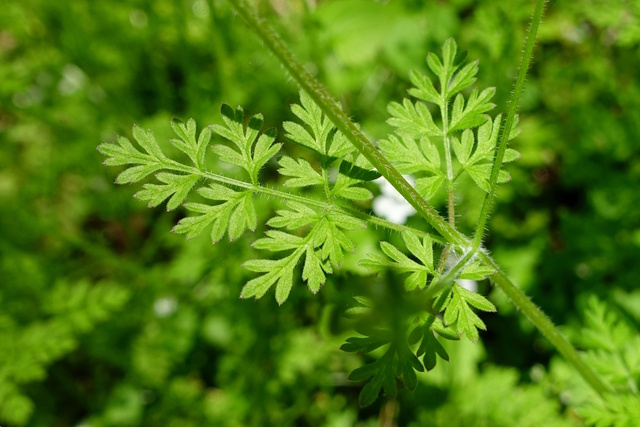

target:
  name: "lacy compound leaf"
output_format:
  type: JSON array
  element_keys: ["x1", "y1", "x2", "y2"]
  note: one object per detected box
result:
[
  {"x1": 170, "y1": 118, "x2": 212, "y2": 169},
  {"x1": 342, "y1": 328, "x2": 423, "y2": 406},
  {"x1": 444, "y1": 284, "x2": 496, "y2": 342},
  {"x1": 409, "y1": 314, "x2": 459, "y2": 371},
  {"x1": 360, "y1": 233, "x2": 434, "y2": 291},
  {"x1": 99, "y1": 125, "x2": 167, "y2": 184},
  {"x1": 135, "y1": 172, "x2": 200, "y2": 211},
  {"x1": 212, "y1": 104, "x2": 281, "y2": 184},
  {"x1": 278, "y1": 156, "x2": 324, "y2": 188},
  {"x1": 243, "y1": 210, "x2": 360, "y2": 303},
  {"x1": 172, "y1": 184, "x2": 256, "y2": 243}
]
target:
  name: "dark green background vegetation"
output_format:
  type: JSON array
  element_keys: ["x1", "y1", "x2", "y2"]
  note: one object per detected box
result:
[{"x1": 1, "y1": 0, "x2": 638, "y2": 425}]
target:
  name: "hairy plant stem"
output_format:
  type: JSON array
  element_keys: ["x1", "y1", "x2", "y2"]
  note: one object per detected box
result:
[
  {"x1": 437, "y1": 95, "x2": 456, "y2": 278},
  {"x1": 224, "y1": 0, "x2": 610, "y2": 398},
  {"x1": 478, "y1": 253, "x2": 611, "y2": 397},
  {"x1": 441, "y1": 106, "x2": 455, "y2": 228},
  {"x1": 471, "y1": 0, "x2": 546, "y2": 251},
  {"x1": 167, "y1": 161, "x2": 448, "y2": 245}
]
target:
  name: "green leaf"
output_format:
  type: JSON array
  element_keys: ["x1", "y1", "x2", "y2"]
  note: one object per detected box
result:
[
  {"x1": 252, "y1": 128, "x2": 282, "y2": 172},
  {"x1": 302, "y1": 245, "x2": 326, "y2": 294},
  {"x1": 211, "y1": 144, "x2": 245, "y2": 168},
  {"x1": 282, "y1": 121, "x2": 321, "y2": 153},
  {"x1": 285, "y1": 90, "x2": 336, "y2": 155},
  {"x1": 132, "y1": 125, "x2": 166, "y2": 160},
  {"x1": 502, "y1": 148, "x2": 521, "y2": 163},
  {"x1": 410, "y1": 315, "x2": 458, "y2": 371},
  {"x1": 443, "y1": 284, "x2": 495, "y2": 342},
  {"x1": 228, "y1": 191, "x2": 257, "y2": 241},
  {"x1": 172, "y1": 187, "x2": 255, "y2": 243},
  {"x1": 441, "y1": 38, "x2": 457, "y2": 73},
  {"x1": 360, "y1": 233, "x2": 434, "y2": 291},
  {"x1": 212, "y1": 104, "x2": 280, "y2": 184},
  {"x1": 99, "y1": 136, "x2": 151, "y2": 167},
  {"x1": 426, "y1": 51, "x2": 444, "y2": 79},
  {"x1": 459, "y1": 260, "x2": 496, "y2": 281},
  {"x1": 252, "y1": 230, "x2": 304, "y2": 252},
  {"x1": 387, "y1": 99, "x2": 441, "y2": 137},
  {"x1": 313, "y1": 217, "x2": 356, "y2": 268},
  {"x1": 248, "y1": 208, "x2": 360, "y2": 301},
  {"x1": 326, "y1": 129, "x2": 354, "y2": 159},
  {"x1": 114, "y1": 163, "x2": 164, "y2": 184},
  {"x1": 326, "y1": 211, "x2": 366, "y2": 230},
  {"x1": 403, "y1": 232, "x2": 433, "y2": 268},
  {"x1": 448, "y1": 88, "x2": 496, "y2": 132},
  {"x1": 342, "y1": 329, "x2": 423, "y2": 406},
  {"x1": 580, "y1": 393, "x2": 640, "y2": 427},
  {"x1": 278, "y1": 156, "x2": 324, "y2": 188},
  {"x1": 378, "y1": 134, "x2": 440, "y2": 175},
  {"x1": 267, "y1": 201, "x2": 320, "y2": 230},
  {"x1": 415, "y1": 175, "x2": 446, "y2": 200},
  {"x1": 447, "y1": 60, "x2": 478, "y2": 99},
  {"x1": 98, "y1": 127, "x2": 168, "y2": 184},
  {"x1": 466, "y1": 164, "x2": 511, "y2": 192},
  {"x1": 408, "y1": 69, "x2": 441, "y2": 105},
  {"x1": 241, "y1": 252, "x2": 302, "y2": 304},
  {"x1": 451, "y1": 129, "x2": 474, "y2": 165},
  {"x1": 170, "y1": 118, "x2": 212, "y2": 168},
  {"x1": 135, "y1": 172, "x2": 200, "y2": 211},
  {"x1": 421, "y1": 39, "x2": 475, "y2": 103}
]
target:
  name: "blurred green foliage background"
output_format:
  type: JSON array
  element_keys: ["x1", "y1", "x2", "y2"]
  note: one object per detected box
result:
[{"x1": 1, "y1": 0, "x2": 639, "y2": 425}]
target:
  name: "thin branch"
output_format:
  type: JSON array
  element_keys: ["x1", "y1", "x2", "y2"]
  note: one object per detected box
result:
[
  {"x1": 471, "y1": 0, "x2": 547, "y2": 251},
  {"x1": 168, "y1": 163, "x2": 449, "y2": 245}
]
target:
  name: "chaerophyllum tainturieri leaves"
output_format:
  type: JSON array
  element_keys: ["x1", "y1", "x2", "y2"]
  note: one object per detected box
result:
[{"x1": 99, "y1": 38, "x2": 519, "y2": 406}]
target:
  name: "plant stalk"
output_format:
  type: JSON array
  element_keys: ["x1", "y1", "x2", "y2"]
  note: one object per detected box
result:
[
  {"x1": 171, "y1": 162, "x2": 448, "y2": 245},
  {"x1": 479, "y1": 253, "x2": 611, "y2": 397},
  {"x1": 471, "y1": 0, "x2": 546, "y2": 251}
]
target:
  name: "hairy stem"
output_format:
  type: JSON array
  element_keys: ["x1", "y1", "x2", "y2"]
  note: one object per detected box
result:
[
  {"x1": 478, "y1": 253, "x2": 611, "y2": 397},
  {"x1": 441, "y1": 104, "x2": 455, "y2": 228},
  {"x1": 224, "y1": 0, "x2": 611, "y2": 398},
  {"x1": 167, "y1": 161, "x2": 448, "y2": 245},
  {"x1": 438, "y1": 96, "x2": 456, "y2": 277},
  {"x1": 471, "y1": 0, "x2": 546, "y2": 251}
]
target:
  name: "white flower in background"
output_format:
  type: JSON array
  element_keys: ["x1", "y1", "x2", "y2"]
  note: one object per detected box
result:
[
  {"x1": 373, "y1": 176, "x2": 477, "y2": 293},
  {"x1": 373, "y1": 176, "x2": 416, "y2": 225},
  {"x1": 153, "y1": 297, "x2": 177, "y2": 318},
  {"x1": 456, "y1": 278, "x2": 478, "y2": 293}
]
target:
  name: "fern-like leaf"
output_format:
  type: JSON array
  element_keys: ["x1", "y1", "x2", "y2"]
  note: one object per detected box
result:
[
  {"x1": 360, "y1": 232, "x2": 434, "y2": 291},
  {"x1": 212, "y1": 104, "x2": 282, "y2": 185},
  {"x1": 443, "y1": 284, "x2": 496, "y2": 342},
  {"x1": 342, "y1": 327, "x2": 423, "y2": 406},
  {"x1": 380, "y1": 38, "x2": 520, "y2": 198},
  {"x1": 172, "y1": 184, "x2": 257, "y2": 243},
  {"x1": 408, "y1": 313, "x2": 459, "y2": 371}
]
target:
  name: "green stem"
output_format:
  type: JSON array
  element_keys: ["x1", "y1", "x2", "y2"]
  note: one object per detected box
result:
[
  {"x1": 479, "y1": 253, "x2": 611, "y2": 397},
  {"x1": 168, "y1": 162, "x2": 448, "y2": 245},
  {"x1": 438, "y1": 96, "x2": 456, "y2": 278},
  {"x1": 440, "y1": 106, "x2": 455, "y2": 227},
  {"x1": 471, "y1": 0, "x2": 546, "y2": 251},
  {"x1": 225, "y1": 0, "x2": 467, "y2": 248},
  {"x1": 223, "y1": 0, "x2": 611, "y2": 399}
]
